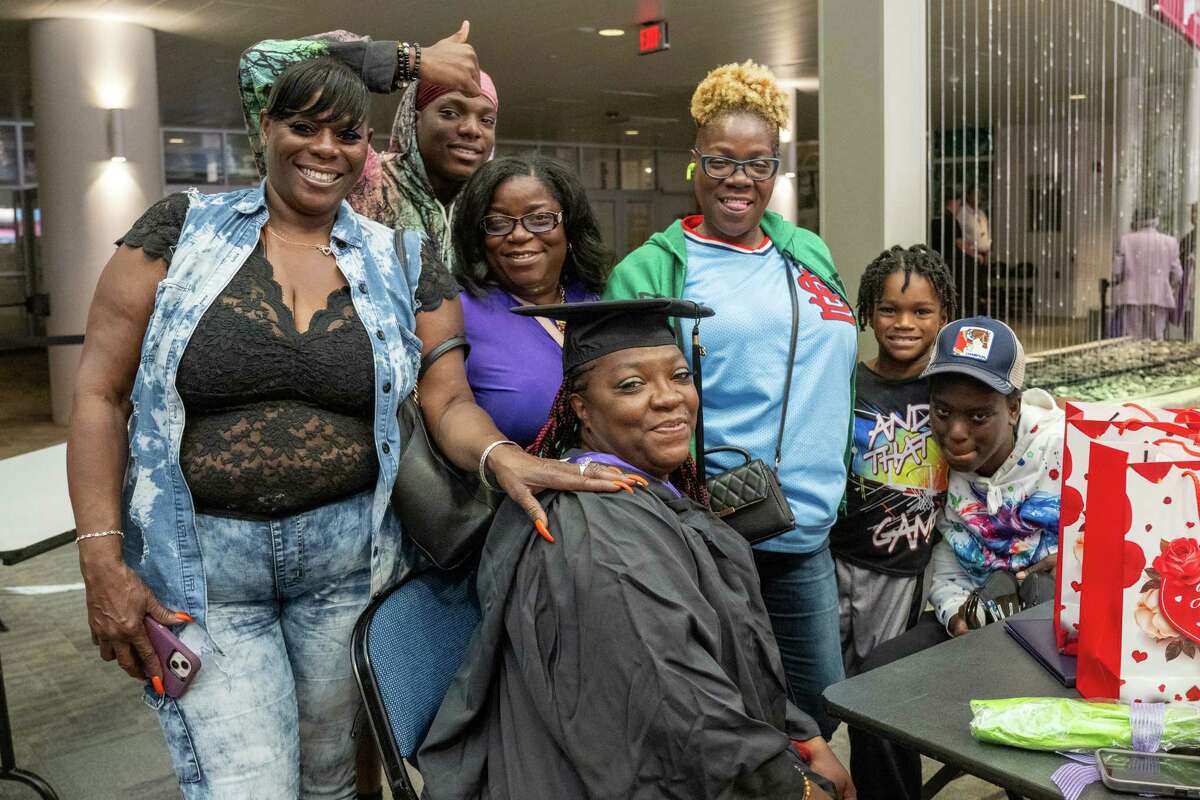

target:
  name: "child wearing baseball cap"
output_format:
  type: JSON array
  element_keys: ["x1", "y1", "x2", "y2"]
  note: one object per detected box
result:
[{"x1": 848, "y1": 316, "x2": 1064, "y2": 799}]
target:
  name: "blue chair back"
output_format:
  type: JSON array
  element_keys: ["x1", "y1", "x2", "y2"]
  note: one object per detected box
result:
[{"x1": 352, "y1": 562, "x2": 481, "y2": 798}]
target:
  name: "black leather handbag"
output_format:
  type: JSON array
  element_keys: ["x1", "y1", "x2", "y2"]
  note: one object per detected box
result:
[
  {"x1": 389, "y1": 232, "x2": 500, "y2": 570},
  {"x1": 698, "y1": 254, "x2": 800, "y2": 544}
]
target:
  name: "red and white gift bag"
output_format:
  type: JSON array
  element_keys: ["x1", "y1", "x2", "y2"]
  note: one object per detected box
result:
[
  {"x1": 1055, "y1": 402, "x2": 1200, "y2": 655},
  {"x1": 1075, "y1": 439, "x2": 1200, "y2": 702}
]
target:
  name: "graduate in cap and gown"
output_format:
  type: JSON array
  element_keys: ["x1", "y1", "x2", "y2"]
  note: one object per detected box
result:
[{"x1": 417, "y1": 299, "x2": 852, "y2": 800}]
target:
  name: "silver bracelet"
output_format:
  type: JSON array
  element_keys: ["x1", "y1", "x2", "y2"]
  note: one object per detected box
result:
[
  {"x1": 75, "y1": 529, "x2": 124, "y2": 544},
  {"x1": 478, "y1": 440, "x2": 519, "y2": 492}
]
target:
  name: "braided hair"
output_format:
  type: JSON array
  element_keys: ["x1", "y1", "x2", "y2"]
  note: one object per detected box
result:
[
  {"x1": 527, "y1": 367, "x2": 710, "y2": 505},
  {"x1": 855, "y1": 244, "x2": 957, "y2": 331}
]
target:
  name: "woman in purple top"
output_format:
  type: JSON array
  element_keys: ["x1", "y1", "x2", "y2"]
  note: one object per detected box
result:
[{"x1": 451, "y1": 155, "x2": 612, "y2": 445}]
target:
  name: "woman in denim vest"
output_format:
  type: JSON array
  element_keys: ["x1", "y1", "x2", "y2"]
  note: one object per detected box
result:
[{"x1": 66, "y1": 58, "x2": 633, "y2": 799}]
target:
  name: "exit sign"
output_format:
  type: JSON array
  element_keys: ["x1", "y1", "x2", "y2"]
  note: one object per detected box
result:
[{"x1": 639, "y1": 21, "x2": 669, "y2": 54}]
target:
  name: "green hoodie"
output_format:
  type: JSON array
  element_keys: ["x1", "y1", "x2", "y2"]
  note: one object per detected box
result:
[{"x1": 602, "y1": 211, "x2": 856, "y2": 503}]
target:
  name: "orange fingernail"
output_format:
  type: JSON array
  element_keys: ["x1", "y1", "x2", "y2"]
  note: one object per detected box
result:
[
  {"x1": 626, "y1": 474, "x2": 649, "y2": 487},
  {"x1": 534, "y1": 519, "x2": 555, "y2": 543},
  {"x1": 176, "y1": 612, "x2": 194, "y2": 623},
  {"x1": 612, "y1": 480, "x2": 635, "y2": 494},
  {"x1": 151, "y1": 676, "x2": 164, "y2": 696}
]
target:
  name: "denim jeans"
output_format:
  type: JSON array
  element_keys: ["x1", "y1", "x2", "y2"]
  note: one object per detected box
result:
[
  {"x1": 753, "y1": 541, "x2": 845, "y2": 739},
  {"x1": 143, "y1": 490, "x2": 388, "y2": 799}
]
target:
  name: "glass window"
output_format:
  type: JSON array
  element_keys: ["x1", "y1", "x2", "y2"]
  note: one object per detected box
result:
[
  {"x1": 494, "y1": 143, "x2": 537, "y2": 160},
  {"x1": 541, "y1": 146, "x2": 579, "y2": 172},
  {"x1": 20, "y1": 126, "x2": 35, "y2": 184},
  {"x1": 656, "y1": 150, "x2": 691, "y2": 193},
  {"x1": 0, "y1": 127, "x2": 18, "y2": 185},
  {"x1": 580, "y1": 148, "x2": 619, "y2": 190},
  {"x1": 224, "y1": 133, "x2": 259, "y2": 186},
  {"x1": 624, "y1": 200, "x2": 654, "y2": 255},
  {"x1": 620, "y1": 149, "x2": 655, "y2": 191},
  {"x1": 163, "y1": 131, "x2": 224, "y2": 185}
]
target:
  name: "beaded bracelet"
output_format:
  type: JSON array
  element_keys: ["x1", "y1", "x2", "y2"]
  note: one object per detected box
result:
[
  {"x1": 411, "y1": 42, "x2": 422, "y2": 81},
  {"x1": 395, "y1": 41, "x2": 411, "y2": 88},
  {"x1": 76, "y1": 529, "x2": 124, "y2": 544}
]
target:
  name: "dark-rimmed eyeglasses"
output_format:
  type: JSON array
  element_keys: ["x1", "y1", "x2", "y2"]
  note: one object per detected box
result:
[
  {"x1": 692, "y1": 150, "x2": 781, "y2": 181},
  {"x1": 480, "y1": 210, "x2": 564, "y2": 237}
]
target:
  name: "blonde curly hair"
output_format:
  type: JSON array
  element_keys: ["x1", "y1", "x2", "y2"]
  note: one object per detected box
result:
[{"x1": 690, "y1": 60, "x2": 788, "y2": 133}]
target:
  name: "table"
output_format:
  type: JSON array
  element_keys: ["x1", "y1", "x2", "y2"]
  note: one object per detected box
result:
[
  {"x1": 0, "y1": 442, "x2": 71, "y2": 800},
  {"x1": 823, "y1": 604, "x2": 1119, "y2": 799}
]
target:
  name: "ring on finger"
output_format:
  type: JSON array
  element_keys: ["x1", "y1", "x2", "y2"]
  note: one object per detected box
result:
[{"x1": 578, "y1": 462, "x2": 588, "y2": 477}]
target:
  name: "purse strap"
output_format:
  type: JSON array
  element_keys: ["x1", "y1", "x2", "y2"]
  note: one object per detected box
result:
[{"x1": 774, "y1": 255, "x2": 801, "y2": 473}]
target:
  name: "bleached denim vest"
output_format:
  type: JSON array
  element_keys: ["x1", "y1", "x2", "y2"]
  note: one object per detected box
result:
[{"x1": 121, "y1": 182, "x2": 422, "y2": 628}]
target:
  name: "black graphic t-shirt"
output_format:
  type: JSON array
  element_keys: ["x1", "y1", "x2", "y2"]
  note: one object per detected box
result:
[{"x1": 829, "y1": 363, "x2": 948, "y2": 576}]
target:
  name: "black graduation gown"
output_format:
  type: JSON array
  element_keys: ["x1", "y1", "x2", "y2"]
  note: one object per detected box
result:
[{"x1": 417, "y1": 478, "x2": 824, "y2": 800}]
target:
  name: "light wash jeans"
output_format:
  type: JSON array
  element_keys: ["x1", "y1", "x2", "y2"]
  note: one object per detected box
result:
[
  {"x1": 142, "y1": 490, "x2": 388, "y2": 799},
  {"x1": 753, "y1": 540, "x2": 845, "y2": 739}
]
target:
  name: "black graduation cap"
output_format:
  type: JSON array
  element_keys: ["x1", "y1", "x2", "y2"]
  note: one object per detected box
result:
[{"x1": 511, "y1": 297, "x2": 714, "y2": 375}]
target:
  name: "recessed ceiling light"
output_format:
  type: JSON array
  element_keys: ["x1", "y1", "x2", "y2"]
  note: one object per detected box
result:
[
  {"x1": 624, "y1": 129, "x2": 639, "y2": 136},
  {"x1": 168, "y1": 137, "x2": 185, "y2": 144},
  {"x1": 785, "y1": 171, "x2": 796, "y2": 179},
  {"x1": 598, "y1": 28, "x2": 625, "y2": 37},
  {"x1": 1069, "y1": 94, "x2": 1087, "y2": 101},
  {"x1": 643, "y1": 167, "x2": 653, "y2": 174}
]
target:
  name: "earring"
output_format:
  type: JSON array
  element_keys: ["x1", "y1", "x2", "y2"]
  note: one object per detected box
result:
[{"x1": 686, "y1": 162, "x2": 696, "y2": 181}]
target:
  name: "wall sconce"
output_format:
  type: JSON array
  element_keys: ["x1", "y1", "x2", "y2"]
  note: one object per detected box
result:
[{"x1": 107, "y1": 108, "x2": 126, "y2": 163}]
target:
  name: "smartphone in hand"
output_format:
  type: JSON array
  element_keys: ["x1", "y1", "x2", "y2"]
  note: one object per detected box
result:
[{"x1": 144, "y1": 616, "x2": 201, "y2": 698}]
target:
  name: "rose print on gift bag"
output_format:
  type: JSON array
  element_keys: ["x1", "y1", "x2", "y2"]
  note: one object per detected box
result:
[{"x1": 1076, "y1": 444, "x2": 1200, "y2": 702}]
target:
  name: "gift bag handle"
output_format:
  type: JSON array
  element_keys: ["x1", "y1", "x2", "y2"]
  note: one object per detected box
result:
[{"x1": 1154, "y1": 439, "x2": 1200, "y2": 458}]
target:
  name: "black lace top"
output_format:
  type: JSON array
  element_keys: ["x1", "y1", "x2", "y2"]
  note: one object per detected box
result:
[{"x1": 119, "y1": 193, "x2": 459, "y2": 519}]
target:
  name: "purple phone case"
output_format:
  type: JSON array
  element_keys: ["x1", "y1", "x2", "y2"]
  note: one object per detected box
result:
[{"x1": 144, "y1": 616, "x2": 201, "y2": 698}]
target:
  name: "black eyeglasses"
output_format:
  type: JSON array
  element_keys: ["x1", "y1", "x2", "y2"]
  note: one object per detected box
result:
[
  {"x1": 480, "y1": 210, "x2": 564, "y2": 237},
  {"x1": 692, "y1": 150, "x2": 781, "y2": 181}
]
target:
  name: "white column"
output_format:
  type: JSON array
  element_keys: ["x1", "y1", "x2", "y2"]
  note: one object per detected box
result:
[
  {"x1": 767, "y1": 89, "x2": 799, "y2": 224},
  {"x1": 819, "y1": 0, "x2": 928, "y2": 358},
  {"x1": 30, "y1": 18, "x2": 162, "y2": 424}
]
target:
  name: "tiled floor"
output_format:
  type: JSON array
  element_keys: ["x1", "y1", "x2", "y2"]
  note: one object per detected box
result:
[{"x1": 0, "y1": 349, "x2": 1006, "y2": 799}]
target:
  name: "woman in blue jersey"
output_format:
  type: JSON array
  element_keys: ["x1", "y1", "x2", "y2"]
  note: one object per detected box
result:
[{"x1": 603, "y1": 60, "x2": 857, "y2": 739}]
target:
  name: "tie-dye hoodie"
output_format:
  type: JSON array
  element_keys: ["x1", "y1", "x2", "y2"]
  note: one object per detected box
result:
[{"x1": 929, "y1": 388, "x2": 1064, "y2": 627}]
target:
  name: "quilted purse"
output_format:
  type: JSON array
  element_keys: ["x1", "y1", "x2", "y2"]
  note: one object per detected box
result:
[{"x1": 698, "y1": 254, "x2": 800, "y2": 544}]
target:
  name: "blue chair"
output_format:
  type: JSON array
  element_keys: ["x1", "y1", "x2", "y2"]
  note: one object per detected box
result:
[{"x1": 351, "y1": 562, "x2": 481, "y2": 800}]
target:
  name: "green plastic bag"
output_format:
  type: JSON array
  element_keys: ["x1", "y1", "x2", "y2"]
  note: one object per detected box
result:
[{"x1": 970, "y1": 698, "x2": 1200, "y2": 751}]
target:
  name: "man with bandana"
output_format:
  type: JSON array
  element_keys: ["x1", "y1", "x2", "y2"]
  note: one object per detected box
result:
[{"x1": 238, "y1": 22, "x2": 499, "y2": 271}]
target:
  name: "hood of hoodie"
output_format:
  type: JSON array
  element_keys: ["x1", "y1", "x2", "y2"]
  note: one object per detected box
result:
[{"x1": 941, "y1": 387, "x2": 1065, "y2": 580}]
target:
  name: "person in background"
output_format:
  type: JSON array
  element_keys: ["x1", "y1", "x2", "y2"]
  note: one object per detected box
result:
[
  {"x1": 1112, "y1": 206, "x2": 1182, "y2": 340},
  {"x1": 1172, "y1": 202, "x2": 1196, "y2": 337},
  {"x1": 604, "y1": 61, "x2": 857, "y2": 739},
  {"x1": 451, "y1": 155, "x2": 611, "y2": 446},
  {"x1": 420, "y1": 299, "x2": 851, "y2": 800},
  {"x1": 848, "y1": 317, "x2": 1063, "y2": 799},
  {"x1": 830, "y1": 245, "x2": 956, "y2": 678}
]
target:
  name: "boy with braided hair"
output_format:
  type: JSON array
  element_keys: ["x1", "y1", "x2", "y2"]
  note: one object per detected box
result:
[{"x1": 831, "y1": 244, "x2": 956, "y2": 676}]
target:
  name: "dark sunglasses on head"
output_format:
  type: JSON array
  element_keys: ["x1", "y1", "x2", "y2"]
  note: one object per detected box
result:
[
  {"x1": 692, "y1": 150, "x2": 781, "y2": 181},
  {"x1": 480, "y1": 210, "x2": 564, "y2": 237}
]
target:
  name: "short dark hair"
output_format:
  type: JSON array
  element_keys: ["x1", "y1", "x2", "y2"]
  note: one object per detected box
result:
[
  {"x1": 856, "y1": 244, "x2": 957, "y2": 331},
  {"x1": 930, "y1": 371, "x2": 1022, "y2": 401},
  {"x1": 453, "y1": 155, "x2": 613, "y2": 297},
  {"x1": 264, "y1": 57, "x2": 368, "y2": 130}
]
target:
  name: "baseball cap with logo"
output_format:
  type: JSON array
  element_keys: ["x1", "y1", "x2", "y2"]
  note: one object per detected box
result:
[{"x1": 920, "y1": 316, "x2": 1025, "y2": 394}]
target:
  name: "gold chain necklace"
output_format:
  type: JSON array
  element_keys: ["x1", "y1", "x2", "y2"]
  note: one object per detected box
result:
[{"x1": 264, "y1": 224, "x2": 334, "y2": 257}]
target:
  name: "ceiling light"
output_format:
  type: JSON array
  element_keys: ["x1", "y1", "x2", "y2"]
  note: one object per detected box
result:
[
  {"x1": 1069, "y1": 94, "x2": 1087, "y2": 101},
  {"x1": 624, "y1": 129, "x2": 639, "y2": 136},
  {"x1": 598, "y1": 28, "x2": 625, "y2": 37},
  {"x1": 643, "y1": 167, "x2": 653, "y2": 174},
  {"x1": 785, "y1": 172, "x2": 796, "y2": 179},
  {"x1": 168, "y1": 137, "x2": 185, "y2": 144}
]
